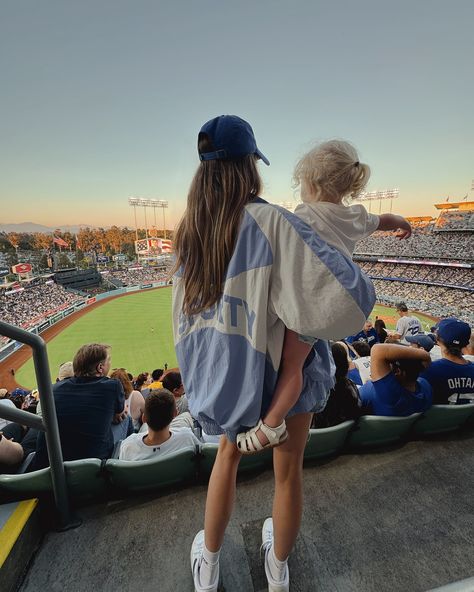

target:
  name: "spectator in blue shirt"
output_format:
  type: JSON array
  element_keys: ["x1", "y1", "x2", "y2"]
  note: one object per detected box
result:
[
  {"x1": 35, "y1": 343, "x2": 125, "y2": 469},
  {"x1": 346, "y1": 320, "x2": 379, "y2": 350},
  {"x1": 359, "y1": 343, "x2": 432, "y2": 416},
  {"x1": 421, "y1": 318, "x2": 473, "y2": 404}
]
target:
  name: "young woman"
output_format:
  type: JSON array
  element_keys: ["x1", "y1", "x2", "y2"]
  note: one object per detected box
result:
[{"x1": 172, "y1": 115, "x2": 375, "y2": 592}]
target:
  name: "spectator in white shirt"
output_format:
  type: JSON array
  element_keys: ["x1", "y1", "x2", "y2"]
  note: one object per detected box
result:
[
  {"x1": 391, "y1": 302, "x2": 422, "y2": 344},
  {"x1": 119, "y1": 389, "x2": 199, "y2": 461}
]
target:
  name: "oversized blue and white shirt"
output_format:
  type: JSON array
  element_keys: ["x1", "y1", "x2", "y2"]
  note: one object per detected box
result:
[{"x1": 173, "y1": 198, "x2": 376, "y2": 440}]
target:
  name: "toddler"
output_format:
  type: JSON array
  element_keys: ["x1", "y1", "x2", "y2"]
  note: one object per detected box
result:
[{"x1": 236, "y1": 140, "x2": 411, "y2": 454}]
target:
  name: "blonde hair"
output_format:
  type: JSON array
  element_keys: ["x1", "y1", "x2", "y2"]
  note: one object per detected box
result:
[
  {"x1": 293, "y1": 140, "x2": 370, "y2": 204},
  {"x1": 173, "y1": 136, "x2": 262, "y2": 316}
]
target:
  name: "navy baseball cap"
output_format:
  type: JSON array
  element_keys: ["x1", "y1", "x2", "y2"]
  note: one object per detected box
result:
[
  {"x1": 198, "y1": 115, "x2": 270, "y2": 165},
  {"x1": 436, "y1": 318, "x2": 471, "y2": 348},
  {"x1": 406, "y1": 334, "x2": 436, "y2": 352}
]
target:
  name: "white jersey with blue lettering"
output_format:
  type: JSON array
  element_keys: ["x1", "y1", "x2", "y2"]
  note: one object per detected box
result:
[
  {"x1": 396, "y1": 315, "x2": 422, "y2": 344},
  {"x1": 172, "y1": 198, "x2": 376, "y2": 440}
]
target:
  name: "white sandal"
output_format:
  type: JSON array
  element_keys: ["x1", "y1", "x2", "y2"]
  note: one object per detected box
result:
[{"x1": 236, "y1": 419, "x2": 288, "y2": 455}]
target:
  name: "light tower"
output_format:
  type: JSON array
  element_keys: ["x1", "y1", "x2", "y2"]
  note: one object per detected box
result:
[{"x1": 128, "y1": 197, "x2": 140, "y2": 242}]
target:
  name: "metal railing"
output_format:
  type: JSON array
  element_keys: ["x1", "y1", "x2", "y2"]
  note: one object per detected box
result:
[{"x1": 0, "y1": 321, "x2": 76, "y2": 529}]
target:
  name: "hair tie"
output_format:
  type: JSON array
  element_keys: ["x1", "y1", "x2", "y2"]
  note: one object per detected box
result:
[{"x1": 354, "y1": 161, "x2": 359, "y2": 167}]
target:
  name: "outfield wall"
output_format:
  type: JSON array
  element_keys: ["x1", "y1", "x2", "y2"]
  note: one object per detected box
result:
[{"x1": 0, "y1": 282, "x2": 169, "y2": 363}]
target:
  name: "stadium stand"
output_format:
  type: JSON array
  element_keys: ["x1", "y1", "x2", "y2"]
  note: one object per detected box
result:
[
  {"x1": 0, "y1": 202, "x2": 473, "y2": 592},
  {"x1": 434, "y1": 209, "x2": 474, "y2": 232},
  {"x1": 0, "y1": 279, "x2": 83, "y2": 329},
  {"x1": 355, "y1": 229, "x2": 473, "y2": 261}
]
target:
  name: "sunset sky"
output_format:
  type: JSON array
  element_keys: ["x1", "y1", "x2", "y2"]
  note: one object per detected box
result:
[{"x1": 1, "y1": 0, "x2": 473, "y2": 230}]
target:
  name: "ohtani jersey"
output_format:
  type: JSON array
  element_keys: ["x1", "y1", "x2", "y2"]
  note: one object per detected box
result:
[
  {"x1": 173, "y1": 198, "x2": 376, "y2": 440},
  {"x1": 396, "y1": 315, "x2": 422, "y2": 343}
]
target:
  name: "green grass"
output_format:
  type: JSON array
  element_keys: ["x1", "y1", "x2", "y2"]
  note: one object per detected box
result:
[
  {"x1": 16, "y1": 288, "x2": 177, "y2": 389},
  {"x1": 370, "y1": 304, "x2": 436, "y2": 331},
  {"x1": 15, "y1": 289, "x2": 437, "y2": 389}
]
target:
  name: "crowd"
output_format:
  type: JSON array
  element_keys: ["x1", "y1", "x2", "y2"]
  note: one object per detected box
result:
[
  {"x1": 0, "y1": 266, "x2": 174, "y2": 329},
  {"x1": 359, "y1": 261, "x2": 473, "y2": 288},
  {"x1": 1, "y1": 313, "x2": 472, "y2": 474},
  {"x1": 371, "y1": 279, "x2": 474, "y2": 324},
  {"x1": 435, "y1": 210, "x2": 474, "y2": 232},
  {"x1": 0, "y1": 280, "x2": 83, "y2": 328},
  {"x1": 104, "y1": 267, "x2": 171, "y2": 287},
  {"x1": 354, "y1": 228, "x2": 474, "y2": 260}
]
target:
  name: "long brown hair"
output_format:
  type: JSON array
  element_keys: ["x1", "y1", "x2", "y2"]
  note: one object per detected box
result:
[
  {"x1": 173, "y1": 135, "x2": 262, "y2": 315},
  {"x1": 110, "y1": 368, "x2": 133, "y2": 398}
]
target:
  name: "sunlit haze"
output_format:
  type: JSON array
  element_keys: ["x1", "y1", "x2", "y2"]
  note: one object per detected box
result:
[{"x1": 1, "y1": 0, "x2": 473, "y2": 230}]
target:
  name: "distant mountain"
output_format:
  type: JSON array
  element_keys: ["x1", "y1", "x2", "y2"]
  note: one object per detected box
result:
[{"x1": 0, "y1": 222, "x2": 95, "y2": 234}]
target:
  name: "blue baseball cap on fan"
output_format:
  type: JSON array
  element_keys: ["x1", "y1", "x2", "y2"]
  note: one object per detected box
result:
[
  {"x1": 436, "y1": 318, "x2": 471, "y2": 348},
  {"x1": 198, "y1": 115, "x2": 270, "y2": 165}
]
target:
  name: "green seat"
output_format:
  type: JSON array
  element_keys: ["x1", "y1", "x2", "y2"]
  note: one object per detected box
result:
[
  {"x1": 199, "y1": 443, "x2": 273, "y2": 479},
  {"x1": 64, "y1": 459, "x2": 106, "y2": 500},
  {"x1": 105, "y1": 446, "x2": 198, "y2": 492},
  {"x1": 305, "y1": 421, "x2": 355, "y2": 461},
  {"x1": 412, "y1": 404, "x2": 474, "y2": 436},
  {"x1": 347, "y1": 413, "x2": 422, "y2": 449},
  {"x1": 0, "y1": 467, "x2": 52, "y2": 500},
  {"x1": 0, "y1": 459, "x2": 105, "y2": 501}
]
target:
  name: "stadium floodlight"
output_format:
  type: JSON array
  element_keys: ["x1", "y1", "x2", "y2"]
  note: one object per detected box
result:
[
  {"x1": 128, "y1": 197, "x2": 140, "y2": 242},
  {"x1": 155, "y1": 200, "x2": 169, "y2": 238},
  {"x1": 356, "y1": 188, "x2": 399, "y2": 213},
  {"x1": 128, "y1": 197, "x2": 169, "y2": 240}
]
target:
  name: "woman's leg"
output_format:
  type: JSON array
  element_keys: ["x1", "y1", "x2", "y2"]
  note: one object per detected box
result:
[
  {"x1": 204, "y1": 435, "x2": 242, "y2": 551},
  {"x1": 272, "y1": 412, "x2": 312, "y2": 560}
]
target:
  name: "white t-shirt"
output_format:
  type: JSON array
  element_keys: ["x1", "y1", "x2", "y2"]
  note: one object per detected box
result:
[
  {"x1": 395, "y1": 316, "x2": 422, "y2": 344},
  {"x1": 294, "y1": 202, "x2": 380, "y2": 257},
  {"x1": 353, "y1": 356, "x2": 372, "y2": 384},
  {"x1": 119, "y1": 428, "x2": 200, "y2": 461},
  {"x1": 0, "y1": 399, "x2": 16, "y2": 430},
  {"x1": 430, "y1": 345, "x2": 443, "y2": 361}
]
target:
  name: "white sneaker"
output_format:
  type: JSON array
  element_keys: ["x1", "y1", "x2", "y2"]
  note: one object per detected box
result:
[
  {"x1": 190, "y1": 530, "x2": 219, "y2": 592},
  {"x1": 261, "y1": 518, "x2": 290, "y2": 592}
]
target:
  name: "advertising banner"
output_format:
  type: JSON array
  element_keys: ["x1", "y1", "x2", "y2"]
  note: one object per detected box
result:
[
  {"x1": 12, "y1": 263, "x2": 32, "y2": 274},
  {"x1": 96, "y1": 255, "x2": 110, "y2": 264},
  {"x1": 38, "y1": 320, "x2": 50, "y2": 333},
  {"x1": 0, "y1": 268, "x2": 9, "y2": 277},
  {"x1": 87, "y1": 297, "x2": 97, "y2": 305},
  {"x1": 140, "y1": 283, "x2": 153, "y2": 289}
]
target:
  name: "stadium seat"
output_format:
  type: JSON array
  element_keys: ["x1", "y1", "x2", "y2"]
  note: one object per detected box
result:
[
  {"x1": 105, "y1": 446, "x2": 198, "y2": 493},
  {"x1": 64, "y1": 459, "x2": 107, "y2": 500},
  {"x1": 412, "y1": 404, "x2": 474, "y2": 436},
  {"x1": 347, "y1": 413, "x2": 422, "y2": 449},
  {"x1": 305, "y1": 421, "x2": 355, "y2": 460},
  {"x1": 198, "y1": 443, "x2": 273, "y2": 479},
  {"x1": 0, "y1": 467, "x2": 52, "y2": 500},
  {"x1": 0, "y1": 459, "x2": 105, "y2": 501}
]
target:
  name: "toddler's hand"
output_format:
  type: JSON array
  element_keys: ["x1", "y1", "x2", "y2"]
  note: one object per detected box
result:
[{"x1": 394, "y1": 218, "x2": 412, "y2": 239}]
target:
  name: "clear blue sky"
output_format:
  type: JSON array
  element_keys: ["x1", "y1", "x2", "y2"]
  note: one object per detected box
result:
[{"x1": 1, "y1": 0, "x2": 473, "y2": 229}]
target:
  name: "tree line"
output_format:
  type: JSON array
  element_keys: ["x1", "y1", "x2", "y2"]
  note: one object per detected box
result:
[{"x1": 0, "y1": 226, "x2": 173, "y2": 260}]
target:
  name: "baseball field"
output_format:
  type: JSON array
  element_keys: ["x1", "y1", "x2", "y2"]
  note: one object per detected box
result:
[{"x1": 12, "y1": 287, "x2": 436, "y2": 389}]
